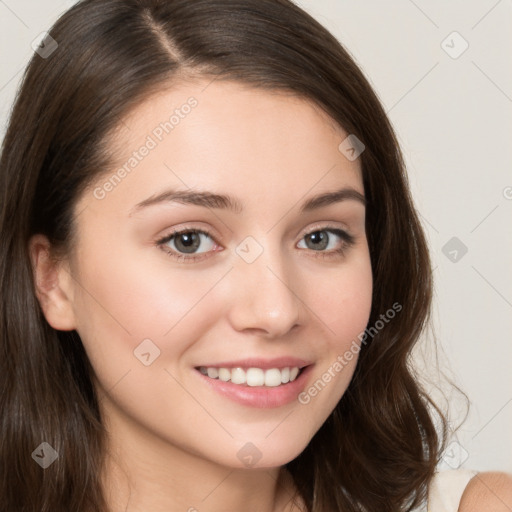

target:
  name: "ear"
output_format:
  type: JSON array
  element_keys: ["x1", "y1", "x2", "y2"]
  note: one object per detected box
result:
[{"x1": 28, "y1": 234, "x2": 77, "y2": 331}]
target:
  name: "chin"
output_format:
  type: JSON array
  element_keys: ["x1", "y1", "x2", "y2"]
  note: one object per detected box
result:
[{"x1": 225, "y1": 433, "x2": 312, "y2": 470}]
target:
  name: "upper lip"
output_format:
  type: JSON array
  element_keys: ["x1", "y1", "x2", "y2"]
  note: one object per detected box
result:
[{"x1": 195, "y1": 357, "x2": 313, "y2": 370}]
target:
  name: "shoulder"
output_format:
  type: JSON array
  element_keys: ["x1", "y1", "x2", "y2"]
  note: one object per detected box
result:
[{"x1": 458, "y1": 471, "x2": 512, "y2": 511}]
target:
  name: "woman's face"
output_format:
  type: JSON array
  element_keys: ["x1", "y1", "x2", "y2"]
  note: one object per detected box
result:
[{"x1": 61, "y1": 79, "x2": 372, "y2": 469}]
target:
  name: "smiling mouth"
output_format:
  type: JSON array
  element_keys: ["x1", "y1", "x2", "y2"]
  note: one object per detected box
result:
[{"x1": 195, "y1": 366, "x2": 306, "y2": 387}]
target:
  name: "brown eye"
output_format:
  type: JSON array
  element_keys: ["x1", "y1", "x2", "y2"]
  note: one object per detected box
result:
[
  {"x1": 172, "y1": 231, "x2": 202, "y2": 253},
  {"x1": 157, "y1": 229, "x2": 219, "y2": 260},
  {"x1": 298, "y1": 228, "x2": 354, "y2": 253},
  {"x1": 304, "y1": 231, "x2": 329, "y2": 250}
]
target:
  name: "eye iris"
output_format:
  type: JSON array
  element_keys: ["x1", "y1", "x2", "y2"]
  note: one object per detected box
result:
[
  {"x1": 306, "y1": 231, "x2": 328, "y2": 250},
  {"x1": 175, "y1": 232, "x2": 201, "y2": 253}
]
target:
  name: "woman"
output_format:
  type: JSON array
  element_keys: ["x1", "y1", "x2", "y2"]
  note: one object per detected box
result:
[{"x1": 0, "y1": 1, "x2": 510, "y2": 510}]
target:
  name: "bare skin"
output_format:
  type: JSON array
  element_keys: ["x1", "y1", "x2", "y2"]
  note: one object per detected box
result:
[
  {"x1": 459, "y1": 472, "x2": 512, "y2": 512},
  {"x1": 30, "y1": 79, "x2": 372, "y2": 511}
]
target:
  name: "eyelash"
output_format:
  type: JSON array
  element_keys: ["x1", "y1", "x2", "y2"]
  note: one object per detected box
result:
[{"x1": 156, "y1": 224, "x2": 356, "y2": 264}]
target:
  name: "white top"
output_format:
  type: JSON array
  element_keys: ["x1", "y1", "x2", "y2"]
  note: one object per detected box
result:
[{"x1": 427, "y1": 469, "x2": 479, "y2": 511}]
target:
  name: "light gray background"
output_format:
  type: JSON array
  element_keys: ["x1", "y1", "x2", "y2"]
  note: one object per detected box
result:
[{"x1": 1, "y1": 0, "x2": 511, "y2": 473}]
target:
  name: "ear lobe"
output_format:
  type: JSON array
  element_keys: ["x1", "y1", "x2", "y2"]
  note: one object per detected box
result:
[{"x1": 28, "y1": 234, "x2": 77, "y2": 331}]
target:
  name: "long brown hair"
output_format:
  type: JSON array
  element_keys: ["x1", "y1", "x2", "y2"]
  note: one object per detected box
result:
[{"x1": 0, "y1": 1, "x2": 447, "y2": 510}]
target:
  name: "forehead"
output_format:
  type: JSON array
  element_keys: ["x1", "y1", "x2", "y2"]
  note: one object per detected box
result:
[
  {"x1": 82, "y1": 79, "x2": 363, "y2": 216},
  {"x1": 114, "y1": 78, "x2": 347, "y2": 145}
]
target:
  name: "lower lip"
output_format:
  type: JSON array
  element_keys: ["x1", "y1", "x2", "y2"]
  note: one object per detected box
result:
[{"x1": 194, "y1": 365, "x2": 314, "y2": 408}]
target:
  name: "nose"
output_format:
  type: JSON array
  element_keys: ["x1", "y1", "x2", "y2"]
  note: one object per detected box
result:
[{"x1": 226, "y1": 243, "x2": 302, "y2": 339}]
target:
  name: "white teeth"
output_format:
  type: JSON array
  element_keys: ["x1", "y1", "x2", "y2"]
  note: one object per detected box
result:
[
  {"x1": 207, "y1": 367, "x2": 218, "y2": 378},
  {"x1": 231, "y1": 367, "x2": 246, "y2": 385},
  {"x1": 246, "y1": 368, "x2": 264, "y2": 386},
  {"x1": 264, "y1": 368, "x2": 282, "y2": 387},
  {"x1": 198, "y1": 366, "x2": 302, "y2": 387},
  {"x1": 218, "y1": 368, "x2": 231, "y2": 382}
]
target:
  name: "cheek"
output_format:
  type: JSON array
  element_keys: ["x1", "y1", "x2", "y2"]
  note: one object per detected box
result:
[
  {"x1": 70, "y1": 237, "x2": 239, "y2": 394},
  {"x1": 309, "y1": 254, "x2": 373, "y2": 349},
  {"x1": 330, "y1": 274, "x2": 373, "y2": 346},
  {"x1": 300, "y1": 255, "x2": 372, "y2": 400},
  {"x1": 74, "y1": 236, "x2": 221, "y2": 333}
]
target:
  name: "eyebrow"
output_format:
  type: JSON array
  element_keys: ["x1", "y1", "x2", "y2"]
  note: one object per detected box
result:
[{"x1": 130, "y1": 186, "x2": 366, "y2": 215}]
